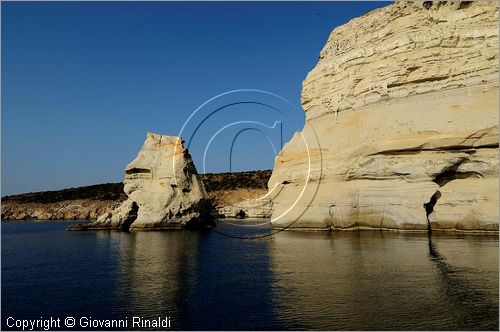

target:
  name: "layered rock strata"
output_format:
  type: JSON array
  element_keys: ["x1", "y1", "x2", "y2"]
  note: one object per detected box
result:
[
  {"x1": 68, "y1": 133, "x2": 213, "y2": 230},
  {"x1": 269, "y1": 1, "x2": 499, "y2": 232}
]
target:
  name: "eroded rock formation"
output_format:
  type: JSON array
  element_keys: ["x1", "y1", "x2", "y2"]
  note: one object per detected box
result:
[
  {"x1": 269, "y1": 1, "x2": 499, "y2": 232},
  {"x1": 68, "y1": 133, "x2": 213, "y2": 230}
]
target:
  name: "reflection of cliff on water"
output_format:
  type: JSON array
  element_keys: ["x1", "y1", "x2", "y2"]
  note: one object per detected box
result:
[
  {"x1": 110, "y1": 230, "x2": 202, "y2": 323},
  {"x1": 269, "y1": 231, "x2": 498, "y2": 330},
  {"x1": 428, "y1": 235, "x2": 499, "y2": 330},
  {"x1": 1, "y1": 222, "x2": 498, "y2": 330},
  {"x1": 172, "y1": 227, "x2": 278, "y2": 330},
  {"x1": 109, "y1": 222, "x2": 279, "y2": 330}
]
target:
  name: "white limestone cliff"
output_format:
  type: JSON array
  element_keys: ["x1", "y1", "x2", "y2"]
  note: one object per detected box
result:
[
  {"x1": 69, "y1": 133, "x2": 213, "y2": 230},
  {"x1": 269, "y1": 1, "x2": 499, "y2": 232}
]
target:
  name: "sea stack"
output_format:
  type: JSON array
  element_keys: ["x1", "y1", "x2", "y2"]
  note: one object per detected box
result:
[
  {"x1": 269, "y1": 2, "x2": 499, "y2": 232},
  {"x1": 68, "y1": 133, "x2": 213, "y2": 230}
]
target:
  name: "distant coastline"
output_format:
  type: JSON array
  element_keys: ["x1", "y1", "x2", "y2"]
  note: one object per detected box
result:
[{"x1": 1, "y1": 170, "x2": 271, "y2": 221}]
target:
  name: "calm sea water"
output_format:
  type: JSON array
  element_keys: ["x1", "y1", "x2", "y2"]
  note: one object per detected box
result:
[{"x1": 2, "y1": 220, "x2": 498, "y2": 330}]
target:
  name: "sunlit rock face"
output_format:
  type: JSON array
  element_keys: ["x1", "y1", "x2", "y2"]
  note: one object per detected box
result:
[
  {"x1": 70, "y1": 133, "x2": 213, "y2": 230},
  {"x1": 269, "y1": 2, "x2": 499, "y2": 231},
  {"x1": 218, "y1": 196, "x2": 272, "y2": 218}
]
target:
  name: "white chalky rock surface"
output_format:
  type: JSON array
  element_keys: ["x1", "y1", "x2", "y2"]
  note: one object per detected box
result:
[
  {"x1": 269, "y1": 1, "x2": 499, "y2": 232},
  {"x1": 73, "y1": 133, "x2": 213, "y2": 230}
]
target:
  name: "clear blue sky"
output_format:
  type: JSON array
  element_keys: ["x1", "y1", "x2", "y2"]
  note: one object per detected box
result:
[{"x1": 2, "y1": 1, "x2": 387, "y2": 195}]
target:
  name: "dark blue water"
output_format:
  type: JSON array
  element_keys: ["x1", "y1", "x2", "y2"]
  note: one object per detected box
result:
[{"x1": 2, "y1": 221, "x2": 498, "y2": 330}]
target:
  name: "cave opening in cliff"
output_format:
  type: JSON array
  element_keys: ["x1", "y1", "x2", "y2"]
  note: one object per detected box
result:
[
  {"x1": 432, "y1": 157, "x2": 483, "y2": 187},
  {"x1": 424, "y1": 191, "x2": 441, "y2": 232},
  {"x1": 125, "y1": 168, "x2": 151, "y2": 175},
  {"x1": 120, "y1": 202, "x2": 139, "y2": 231},
  {"x1": 423, "y1": 159, "x2": 484, "y2": 232},
  {"x1": 235, "y1": 210, "x2": 247, "y2": 219},
  {"x1": 433, "y1": 169, "x2": 482, "y2": 187}
]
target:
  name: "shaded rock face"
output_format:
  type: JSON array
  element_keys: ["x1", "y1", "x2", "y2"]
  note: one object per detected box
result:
[
  {"x1": 269, "y1": 2, "x2": 499, "y2": 232},
  {"x1": 69, "y1": 133, "x2": 213, "y2": 230}
]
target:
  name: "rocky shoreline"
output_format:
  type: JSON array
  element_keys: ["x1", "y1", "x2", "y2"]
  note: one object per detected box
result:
[
  {"x1": 3, "y1": 2, "x2": 498, "y2": 233},
  {"x1": 1, "y1": 170, "x2": 271, "y2": 222}
]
